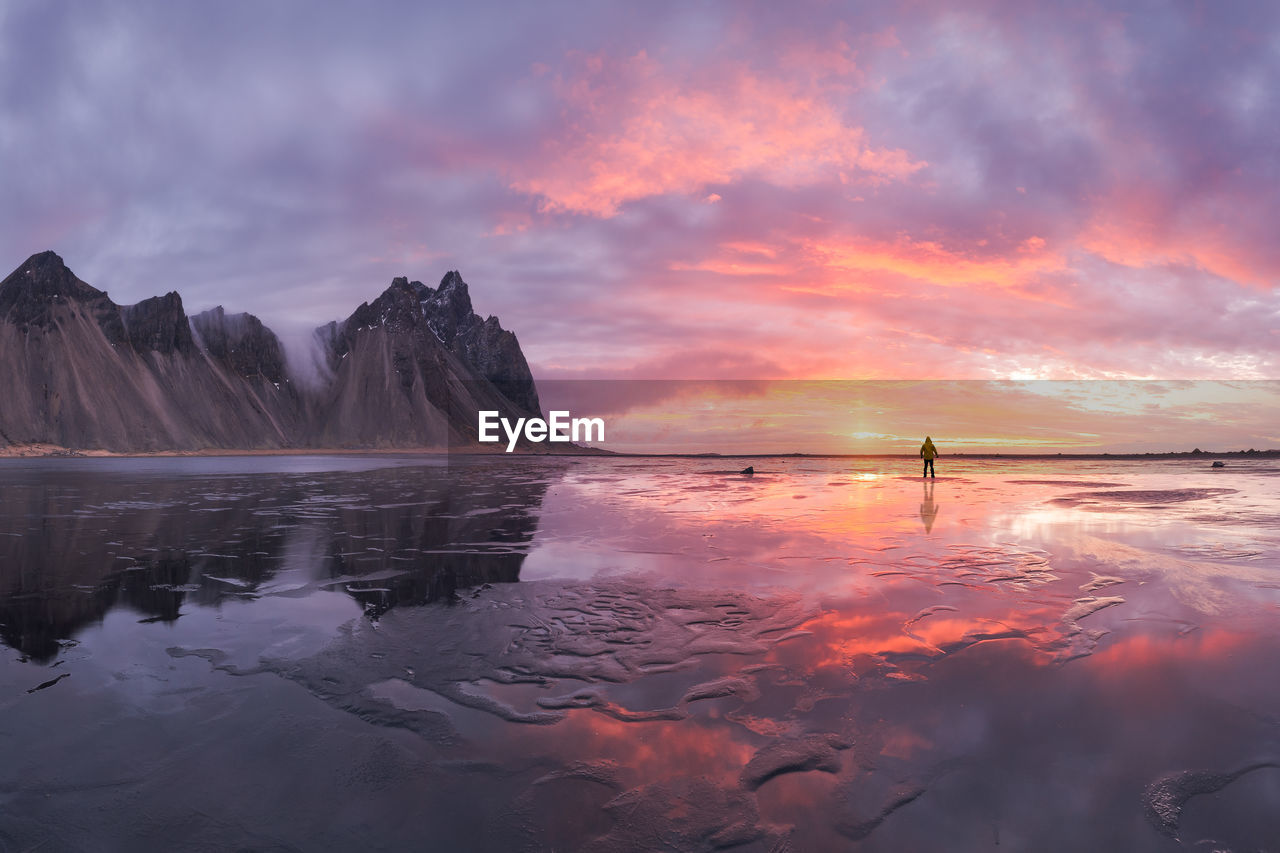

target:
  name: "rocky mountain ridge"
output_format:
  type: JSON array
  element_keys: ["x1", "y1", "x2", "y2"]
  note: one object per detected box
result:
[{"x1": 0, "y1": 251, "x2": 540, "y2": 451}]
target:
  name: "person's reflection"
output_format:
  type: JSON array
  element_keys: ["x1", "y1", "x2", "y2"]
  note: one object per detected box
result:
[{"x1": 919, "y1": 479, "x2": 939, "y2": 533}]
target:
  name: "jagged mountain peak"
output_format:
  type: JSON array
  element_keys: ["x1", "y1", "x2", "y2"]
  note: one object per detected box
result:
[
  {"x1": 12, "y1": 249, "x2": 73, "y2": 277},
  {"x1": 350, "y1": 271, "x2": 475, "y2": 336},
  {"x1": 190, "y1": 305, "x2": 287, "y2": 384},
  {"x1": 349, "y1": 277, "x2": 431, "y2": 334},
  {"x1": 0, "y1": 250, "x2": 110, "y2": 314},
  {"x1": 322, "y1": 269, "x2": 539, "y2": 417},
  {"x1": 191, "y1": 305, "x2": 266, "y2": 329},
  {"x1": 16, "y1": 249, "x2": 68, "y2": 273},
  {"x1": 0, "y1": 252, "x2": 541, "y2": 450},
  {"x1": 429, "y1": 270, "x2": 474, "y2": 330},
  {"x1": 2, "y1": 250, "x2": 94, "y2": 292},
  {"x1": 121, "y1": 291, "x2": 194, "y2": 355},
  {"x1": 197, "y1": 305, "x2": 229, "y2": 320},
  {"x1": 437, "y1": 270, "x2": 468, "y2": 297}
]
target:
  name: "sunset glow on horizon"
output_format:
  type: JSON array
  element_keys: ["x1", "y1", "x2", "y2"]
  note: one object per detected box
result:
[
  {"x1": 2, "y1": 2, "x2": 1277, "y2": 451},
  {"x1": 537, "y1": 379, "x2": 1280, "y2": 454}
]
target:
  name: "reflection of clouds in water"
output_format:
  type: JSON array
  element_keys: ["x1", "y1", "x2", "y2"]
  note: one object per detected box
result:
[
  {"x1": 3, "y1": 455, "x2": 1280, "y2": 849},
  {"x1": 168, "y1": 570, "x2": 1280, "y2": 850},
  {"x1": 1067, "y1": 537, "x2": 1279, "y2": 618}
]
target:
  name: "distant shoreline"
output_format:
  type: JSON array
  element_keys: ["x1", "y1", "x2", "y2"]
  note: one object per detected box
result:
[
  {"x1": 592, "y1": 449, "x2": 1280, "y2": 460},
  {"x1": 2, "y1": 443, "x2": 1276, "y2": 461}
]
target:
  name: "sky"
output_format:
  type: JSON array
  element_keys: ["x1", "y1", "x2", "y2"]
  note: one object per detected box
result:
[
  {"x1": 535, "y1": 379, "x2": 1280, "y2": 454},
  {"x1": 2, "y1": 2, "x2": 1278, "y2": 450}
]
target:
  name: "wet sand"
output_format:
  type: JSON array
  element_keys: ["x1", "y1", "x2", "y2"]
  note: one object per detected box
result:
[{"x1": 1, "y1": 455, "x2": 1278, "y2": 850}]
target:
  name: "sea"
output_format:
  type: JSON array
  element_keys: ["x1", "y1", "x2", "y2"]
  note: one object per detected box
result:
[{"x1": 1, "y1": 454, "x2": 1277, "y2": 851}]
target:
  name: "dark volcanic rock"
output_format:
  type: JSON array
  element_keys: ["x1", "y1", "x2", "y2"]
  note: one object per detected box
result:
[
  {"x1": 191, "y1": 306, "x2": 288, "y2": 383},
  {"x1": 0, "y1": 250, "x2": 125, "y2": 342},
  {"x1": 0, "y1": 253, "x2": 301, "y2": 450},
  {"x1": 0, "y1": 250, "x2": 107, "y2": 313},
  {"x1": 422, "y1": 271, "x2": 474, "y2": 341},
  {"x1": 310, "y1": 275, "x2": 536, "y2": 448},
  {"x1": 324, "y1": 272, "x2": 540, "y2": 417},
  {"x1": 122, "y1": 292, "x2": 195, "y2": 355},
  {"x1": 426, "y1": 271, "x2": 541, "y2": 416},
  {"x1": 339, "y1": 276, "x2": 432, "y2": 349},
  {"x1": 0, "y1": 251, "x2": 541, "y2": 452}
]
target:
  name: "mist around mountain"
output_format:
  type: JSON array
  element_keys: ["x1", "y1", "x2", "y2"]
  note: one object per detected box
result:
[{"x1": 0, "y1": 251, "x2": 540, "y2": 452}]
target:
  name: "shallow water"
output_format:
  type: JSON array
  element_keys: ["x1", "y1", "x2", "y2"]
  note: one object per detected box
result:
[{"x1": 1, "y1": 455, "x2": 1278, "y2": 851}]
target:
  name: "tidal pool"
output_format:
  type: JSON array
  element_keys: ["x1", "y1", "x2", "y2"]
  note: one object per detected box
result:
[{"x1": 1, "y1": 455, "x2": 1278, "y2": 851}]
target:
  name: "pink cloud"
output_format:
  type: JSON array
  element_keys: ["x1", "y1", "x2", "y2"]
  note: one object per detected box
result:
[
  {"x1": 508, "y1": 51, "x2": 926, "y2": 216},
  {"x1": 1080, "y1": 193, "x2": 1280, "y2": 288},
  {"x1": 10, "y1": 2, "x2": 1277, "y2": 392}
]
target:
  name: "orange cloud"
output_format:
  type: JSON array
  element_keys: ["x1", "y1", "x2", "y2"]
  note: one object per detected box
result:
[
  {"x1": 510, "y1": 52, "x2": 926, "y2": 216},
  {"x1": 1082, "y1": 220, "x2": 1273, "y2": 287},
  {"x1": 799, "y1": 234, "x2": 1067, "y2": 292},
  {"x1": 720, "y1": 241, "x2": 780, "y2": 259},
  {"x1": 1079, "y1": 188, "x2": 1278, "y2": 286},
  {"x1": 657, "y1": 232, "x2": 1070, "y2": 319},
  {"x1": 668, "y1": 259, "x2": 791, "y2": 277}
]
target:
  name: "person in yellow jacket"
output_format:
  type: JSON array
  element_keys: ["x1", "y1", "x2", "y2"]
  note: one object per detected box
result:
[{"x1": 920, "y1": 436, "x2": 938, "y2": 478}]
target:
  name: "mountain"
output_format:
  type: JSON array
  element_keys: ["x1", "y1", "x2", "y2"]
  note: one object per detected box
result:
[
  {"x1": 418, "y1": 271, "x2": 541, "y2": 415},
  {"x1": 308, "y1": 273, "x2": 540, "y2": 447},
  {"x1": 0, "y1": 251, "x2": 540, "y2": 452},
  {"x1": 190, "y1": 305, "x2": 289, "y2": 385}
]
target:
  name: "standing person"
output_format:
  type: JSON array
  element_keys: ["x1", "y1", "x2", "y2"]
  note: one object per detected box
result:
[{"x1": 920, "y1": 436, "x2": 938, "y2": 478}]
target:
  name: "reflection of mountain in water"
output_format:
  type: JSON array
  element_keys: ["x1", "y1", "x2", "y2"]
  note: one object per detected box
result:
[{"x1": 0, "y1": 461, "x2": 553, "y2": 662}]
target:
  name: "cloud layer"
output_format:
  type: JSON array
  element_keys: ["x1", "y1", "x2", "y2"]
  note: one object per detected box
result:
[{"x1": 2, "y1": 0, "x2": 1277, "y2": 386}]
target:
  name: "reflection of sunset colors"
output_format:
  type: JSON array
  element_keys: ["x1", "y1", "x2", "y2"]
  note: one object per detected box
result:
[
  {"x1": 530, "y1": 457, "x2": 1280, "y2": 664},
  {"x1": 472, "y1": 457, "x2": 1280, "y2": 849},
  {"x1": 5, "y1": 3, "x2": 1279, "y2": 395},
  {"x1": 4, "y1": 455, "x2": 1278, "y2": 848},
  {"x1": 526, "y1": 712, "x2": 755, "y2": 787}
]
